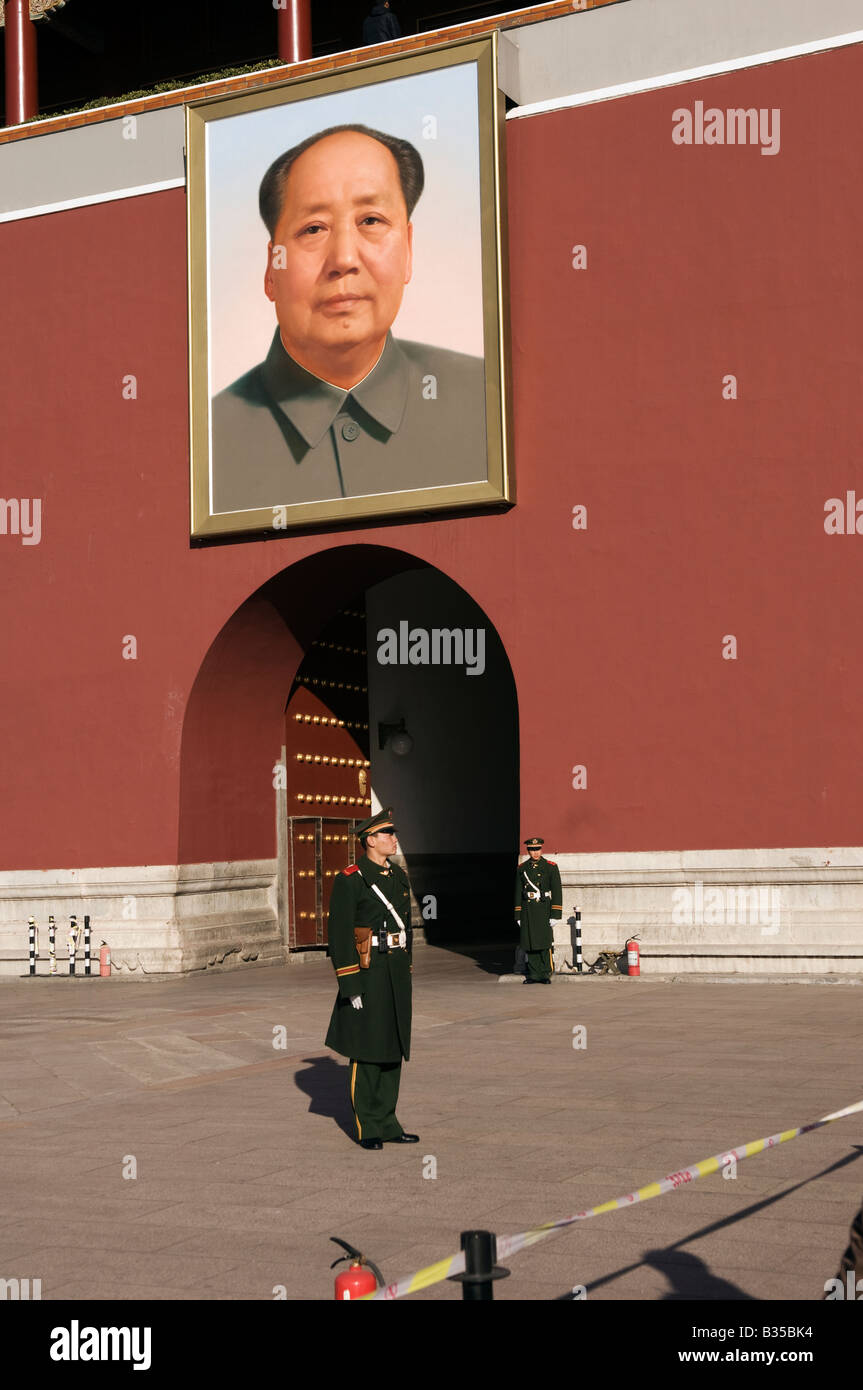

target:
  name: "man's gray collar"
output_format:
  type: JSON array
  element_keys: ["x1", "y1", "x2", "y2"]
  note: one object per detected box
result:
[{"x1": 261, "y1": 330, "x2": 409, "y2": 449}]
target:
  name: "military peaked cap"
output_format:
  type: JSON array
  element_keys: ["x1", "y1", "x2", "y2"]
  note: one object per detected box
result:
[
  {"x1": 524, "y1": 837, "x2": 545, "y2": 849},
  {"x1": 355, "y1": 808, "x2": 397, "y2": 838}
]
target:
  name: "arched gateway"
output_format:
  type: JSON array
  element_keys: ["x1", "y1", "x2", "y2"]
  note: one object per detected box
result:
[{"x1": 173, "y1": 544, "x2": 519, "y2": 975}]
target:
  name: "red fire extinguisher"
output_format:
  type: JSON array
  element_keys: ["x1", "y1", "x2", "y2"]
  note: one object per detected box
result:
[
  {"x1": 330, "y1": 1237, "x2": 385, "y2": 1300},
  {"x1": 626, "y1": 936, "x2": 641, "y2": 977},
  {"x1": 99, "y1": 943, "x2": 112, "y2": 977}
]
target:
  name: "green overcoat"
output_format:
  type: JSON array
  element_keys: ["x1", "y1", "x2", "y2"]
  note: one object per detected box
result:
[
  {"x1": 514, "y1": 856, "x2": 563, "y2": 951},
  {"x1": 325, "y1": 856, "x2": 413, "y2": 1064}
]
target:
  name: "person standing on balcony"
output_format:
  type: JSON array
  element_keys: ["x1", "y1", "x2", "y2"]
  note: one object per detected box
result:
[{"x1": 363, "y1": 2, "x2": 402, "y2": 45}]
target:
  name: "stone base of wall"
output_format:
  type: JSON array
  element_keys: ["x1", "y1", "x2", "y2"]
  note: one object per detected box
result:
[
  {"x1": 549, "y1": 847, "x2": 863, "y2": 976},
  {"x1": 2, "y1": 848, "x2": 862, "y2": 978},
  {"x1": 0, "y1": 862, "x2": 283, "y2": 978}
]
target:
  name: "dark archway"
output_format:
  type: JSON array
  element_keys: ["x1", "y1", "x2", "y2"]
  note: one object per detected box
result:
[
  {"x1": 177, "y1": 543, "x2": 518, "y2": 952},
  {"x1": 365, "y1": 565, "x2": 519, "y2": 946}
]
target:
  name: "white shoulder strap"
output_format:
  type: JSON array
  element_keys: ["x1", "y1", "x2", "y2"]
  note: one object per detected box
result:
[
  {"x1": 369, "y1": 881, "x2": 407, "y2": 933},
  {"x1": 359, "y1": 865, "x2": 407, "y2": 933}
]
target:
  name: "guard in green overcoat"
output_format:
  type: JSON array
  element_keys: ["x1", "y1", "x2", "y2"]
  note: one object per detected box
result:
[
  {"x1": 514, "y1": 836, "x2": 563, "y2": 984},
  {"x1": 325, "y1": 808, "x2": 418, "y2": 1150}
]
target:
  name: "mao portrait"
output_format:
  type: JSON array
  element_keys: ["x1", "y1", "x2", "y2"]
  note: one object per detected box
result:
[{"x1": 187, "y1": 38, "x2": 511, "y2": 538}]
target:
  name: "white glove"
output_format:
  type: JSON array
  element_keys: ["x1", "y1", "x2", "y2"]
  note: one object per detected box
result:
[
  {"x1": 550, "y1": 919, "x2": 562, "y2": 926},
  {"x1": 350, "y1": 995, "x2": 363, "y2": 1010}
]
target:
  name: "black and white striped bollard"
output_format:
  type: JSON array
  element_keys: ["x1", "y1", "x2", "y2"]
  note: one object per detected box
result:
[
  {"x1": 574, "y1": 910, "x2": 583, "y2": 974},
  {"x1": 84, "y1": 915, "x2": 91, "y2": 976},
  {"x1": 69, "y1": 914, "x2": 78, "y2": 976},
  {"x1": 49, "y1": 915, "x2": 56, "y2": 975},
  {"x1": 28, "y1": 916, "x2": 37, "y2": 976}
]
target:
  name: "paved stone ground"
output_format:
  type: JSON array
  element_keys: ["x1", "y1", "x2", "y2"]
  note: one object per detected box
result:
[{"x1": 0, "y1": 945, "x2": 860, "y2": 1302}]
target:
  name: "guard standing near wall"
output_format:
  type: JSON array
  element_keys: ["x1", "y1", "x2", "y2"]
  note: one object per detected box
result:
[
  {"x1": 325, "y1": 808, "x2": 418, "y2": 1149},
  {"x1": 515, "y1": 837, "x2": 562, "y2": 984}
]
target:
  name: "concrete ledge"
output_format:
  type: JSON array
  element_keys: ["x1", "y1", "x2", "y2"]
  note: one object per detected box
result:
[
  {"x1": 2, "y1": 847, "x2": 862, "y2": 977},
  {"x1": 550, "y1": 969, "x2": 863, "y2": 986},
  {"x1": 505, "y1": 0, "x2": 863, "y2": 113},
  {"x1": 0, "y1": 861, "x2": 284, "y2": 978},
  {"x1": 548, "y1": 846, "x2": 863, "y2": 977}
]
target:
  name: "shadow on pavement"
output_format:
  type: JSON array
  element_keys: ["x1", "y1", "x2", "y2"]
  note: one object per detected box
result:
[
  {"x1": 643, "y1": 1248, "x2": 755, "y2": 1300},
  {"x1": 426, "y1": 942, "x2": 519, "y2": 976},
  {"x1": 555, "y1": 1144, "x2": 863, "y2": 1300},
  {"x1": 295, "y1": 1055, "x2": 355, "y2": 1140}
]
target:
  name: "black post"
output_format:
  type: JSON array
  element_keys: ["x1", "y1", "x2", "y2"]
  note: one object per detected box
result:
[
  {"x1": 461, "y1": 1230, "x2": 494, "y2": 1301},
  {"x1": 447, "y1": 1230, "x2": 509, "y2": 1297},
  {"x1": 462, "y1": 1230, "x2": 510, "y2": 1301},
  {"x1": 69, "y1": 914, "x2": 77, "y2": 976},
  {"x1": 84, "y1": 915, "x2": 91, "y2": 976},
  {"x1": 575, "y1": 909, "x2": 583, "y2": 973},
  {"x1": 28, "y1": 916, "x2": 36, "y2": 975}
]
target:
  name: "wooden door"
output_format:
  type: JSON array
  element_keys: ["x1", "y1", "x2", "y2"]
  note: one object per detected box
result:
[{"x1": 283, "y1": 604, "x2": 371, "y2": 949}]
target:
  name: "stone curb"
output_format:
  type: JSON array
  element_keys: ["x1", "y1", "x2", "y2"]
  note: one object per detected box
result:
[{"x1": 498, "y1": 971, "x2": 862, "y2": 987}]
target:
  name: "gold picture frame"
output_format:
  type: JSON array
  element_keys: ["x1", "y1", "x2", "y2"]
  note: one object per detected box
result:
[{"x1": 186, "y1": 34, "x2": 511, "y2": 539}]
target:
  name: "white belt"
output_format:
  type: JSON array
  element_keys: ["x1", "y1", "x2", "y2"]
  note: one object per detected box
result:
[{"x1": 371, "y1": 932, "x2": 406, "y2": 948}]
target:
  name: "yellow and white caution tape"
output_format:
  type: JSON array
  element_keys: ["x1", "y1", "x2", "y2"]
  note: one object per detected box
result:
[{"x1": 366, "y1": 1097, "x2": 863, "y2": 1300}]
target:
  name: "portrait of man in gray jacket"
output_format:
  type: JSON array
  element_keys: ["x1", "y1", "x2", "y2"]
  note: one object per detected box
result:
[{"x1": 210, "y1": 122, "x2": 487, "y2": 515}]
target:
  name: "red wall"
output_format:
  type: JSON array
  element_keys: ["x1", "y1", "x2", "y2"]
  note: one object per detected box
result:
[
  {"x1": 2, "y1": 41, "x2": 862, "y2": 869},
  {"x1": 506, "y1": 42, "x2": 863, "y2": 853}
]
